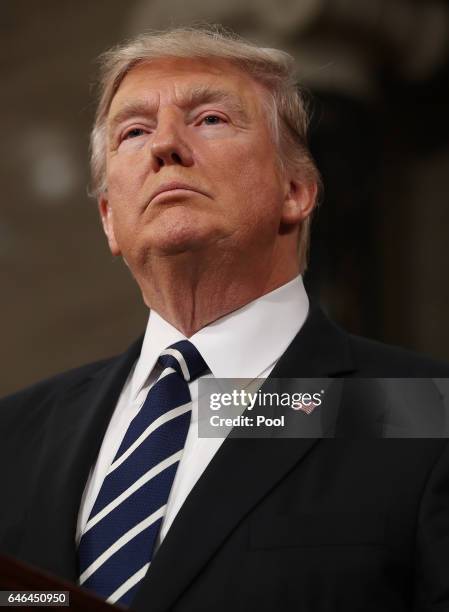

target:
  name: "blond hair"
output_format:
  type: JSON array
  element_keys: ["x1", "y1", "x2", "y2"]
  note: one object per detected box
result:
[{"x1": 90, "y1": 26, "x2": 321, "y2": 271}]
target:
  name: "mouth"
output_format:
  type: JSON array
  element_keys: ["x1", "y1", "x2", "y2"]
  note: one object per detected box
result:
[{"x1": 149, "y1": 182, "x2": 209, "y2": 204}]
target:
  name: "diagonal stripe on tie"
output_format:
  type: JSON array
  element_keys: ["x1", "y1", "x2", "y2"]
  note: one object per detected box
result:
[
  {"x1": 108, "y1": 563, "x2": 151, "y2": 605},
  {"x1": 79, "y1": 505, "x2": 167, "y2": 584},
  {"x1": 77, "y1": 340, "x2": 208, "y2": 607},
  {"x1": 108, "y1": 402, "x2": 191, "y2": 475}
]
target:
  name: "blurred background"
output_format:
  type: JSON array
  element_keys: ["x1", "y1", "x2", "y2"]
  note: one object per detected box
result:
[{"x1": 1, "y1": 0, "x2": 449, "y2": 395}]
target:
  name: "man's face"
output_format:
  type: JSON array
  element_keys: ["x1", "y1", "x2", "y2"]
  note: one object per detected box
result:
[{"x1": 100, "y1": 57, "x2": 301, "y2": 273}]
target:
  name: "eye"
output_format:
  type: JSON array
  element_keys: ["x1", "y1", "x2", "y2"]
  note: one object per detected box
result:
[
  {"x1": 200, "y1": 115, "x2": 225, "y2": 126},
  {"x1": 122, "y1": 127, "x2": 147, "y2": 140}
]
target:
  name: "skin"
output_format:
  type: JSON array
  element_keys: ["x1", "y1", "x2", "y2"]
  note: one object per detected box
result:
[{"x1": 99, "y1": 57, "x2": 317, "y2": 337}]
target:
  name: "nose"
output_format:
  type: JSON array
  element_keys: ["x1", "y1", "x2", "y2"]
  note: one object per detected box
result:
[{"x1": 150, "y1": 113, "x2": 194, "y2": 171}]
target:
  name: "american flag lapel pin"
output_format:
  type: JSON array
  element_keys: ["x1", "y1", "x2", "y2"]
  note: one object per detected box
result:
[{"x1": 291, "y1": 399, "x2": 318, "y2": 415}]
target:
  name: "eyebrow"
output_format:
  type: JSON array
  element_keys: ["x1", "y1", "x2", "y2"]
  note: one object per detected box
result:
[{"x1": 108, "y1": 85, "x2": 250, "y2": 133}]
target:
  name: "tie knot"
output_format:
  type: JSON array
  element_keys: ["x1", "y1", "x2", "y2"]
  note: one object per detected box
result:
[{"x1": 158, "y1": 340, "x2": 208, "y2": 382}]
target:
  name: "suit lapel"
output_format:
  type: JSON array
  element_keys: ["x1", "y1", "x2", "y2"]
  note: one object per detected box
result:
[
  {"x1": 20, "y1": 339, "x2": 143, "y2": 582},
  {"x1": 132, "y1": 303, "x2": 357, "y2": 612},
  {"x1": 269, "y1": 301, "x2": 355, "y2": 379}
]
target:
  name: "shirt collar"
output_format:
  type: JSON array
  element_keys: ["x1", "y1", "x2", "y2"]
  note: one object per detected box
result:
[{"x1": 131, "y1": 275, "x2": 309, "y2": 398}]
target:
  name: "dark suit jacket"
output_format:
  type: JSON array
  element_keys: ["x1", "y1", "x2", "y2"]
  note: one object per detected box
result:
[{"x1": 1, "y1": 303, "x2": 449, "y2": 611}]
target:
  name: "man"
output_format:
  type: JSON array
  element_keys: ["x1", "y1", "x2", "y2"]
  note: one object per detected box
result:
[{"x1": 1, "y1": 27, "x2": 449, "y2": 611}]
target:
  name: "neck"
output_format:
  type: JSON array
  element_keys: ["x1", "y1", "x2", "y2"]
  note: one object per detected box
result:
[{"x1": 134, "y1": 246, "x2": 300, "y2": 337}]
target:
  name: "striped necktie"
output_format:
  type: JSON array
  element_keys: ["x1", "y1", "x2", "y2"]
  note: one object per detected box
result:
[{"x1": 77, "y1": 340, "x2": 208, "y2": 607}]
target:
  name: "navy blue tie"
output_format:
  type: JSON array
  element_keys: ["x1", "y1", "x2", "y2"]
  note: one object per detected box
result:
[{"x1": 78, "y1": 340, "x2": 208, "y2": 606}]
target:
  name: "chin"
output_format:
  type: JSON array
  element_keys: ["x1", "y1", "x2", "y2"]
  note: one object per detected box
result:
[
  {"x1": 143, "y1": 230, "x2": 214, "y2": 256},
  {"x1": 145, "y1": 212, "x2": 223, "y2": 255},
  {"x1": 152, "y1": 239, "x2": 203, "y2": 256}
]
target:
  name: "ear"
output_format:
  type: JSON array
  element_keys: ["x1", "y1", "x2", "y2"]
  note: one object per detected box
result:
[
  {"x1": 98, "y1": 193, "x2": 121, "y2": 256},
  {"x1": 281, "y1": 179, "x2": 317, "y2": 226}
]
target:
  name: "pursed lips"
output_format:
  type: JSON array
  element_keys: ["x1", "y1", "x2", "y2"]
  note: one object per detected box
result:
[{"x1": 149, "y1": 181, "x2": 209, "y2": 204}]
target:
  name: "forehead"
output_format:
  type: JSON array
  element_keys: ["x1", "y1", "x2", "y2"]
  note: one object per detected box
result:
[{"x1": 108, "y1": 56, "x2": 268, "y2": 117}]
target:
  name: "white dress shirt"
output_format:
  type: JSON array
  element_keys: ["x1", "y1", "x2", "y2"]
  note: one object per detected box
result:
[{"x1": 76, "y1": 275, "x2": 309, "y2": 550}]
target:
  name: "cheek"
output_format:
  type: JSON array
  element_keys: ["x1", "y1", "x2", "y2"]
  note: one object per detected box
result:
[
  {"x1": 104, "y1": 167, "x2": 142, "y2": 243},
  {"x1": 107, "y1": 152, "x2": 150, "y2": 200},
  {"x1": 205, "y1": 137, "x2": 280, "y2": 188},
  {"x1": 217, "y1": 147, "x2": 283, "y2": 218}
]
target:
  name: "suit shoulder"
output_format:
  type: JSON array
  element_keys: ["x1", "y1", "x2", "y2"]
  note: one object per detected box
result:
[
  {"x1": 347, "y1": 333, "x2": 449, "y2": 377},
  {"x1": 0, "y1": 357, "x2": 116, "y2": 425}
]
